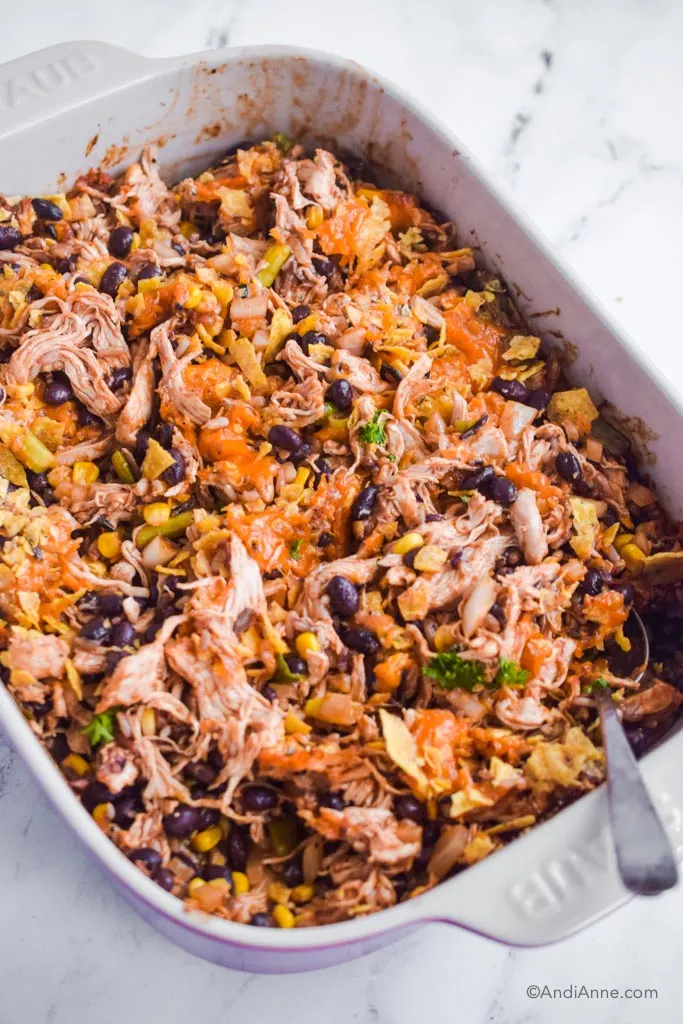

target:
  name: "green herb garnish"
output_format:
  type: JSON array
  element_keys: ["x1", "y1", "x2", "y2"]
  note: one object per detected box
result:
[
  {"x1": 424, "y1": 649, "x2": 485, "y2": 691},
  {"x1": 358, "y1": 411, "x2": 387, "y2": 446},
  {"x1": 495, "y1": 658, "x2": 529, "y2": 687},
  {"x1": 271, "y1": 131, "x2": 294, "y2": 154},
  {"x1": 82, "y1": 709, "x2": 118, "y2": 747},
  {"x1": 290, "y1": 539, "x2": 303, "y2": 560}
]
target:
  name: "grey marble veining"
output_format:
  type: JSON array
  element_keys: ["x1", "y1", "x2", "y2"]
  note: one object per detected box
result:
[{"x1": 2, "y1": 1, "x2": 683, "y2": 1021}]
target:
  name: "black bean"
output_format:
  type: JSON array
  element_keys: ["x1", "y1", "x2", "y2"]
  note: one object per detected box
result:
[
  {"x1": 26, "y1": 470, "x2": 50, "y2": 495},
  {"x1": 111, "y1": 620, "x2": 136, "y2": 648},
  {"x1": 113, "y1": 792, "x2": 140, "y2": 829},
  {"x1": 327, "y1": 575, "x2": 360, "y2": 618},
  {"x1": 450, "y1": 549, "x2": 463, "y2": 570},
  {"x1": 556, "y1": 451, "x2": 582, "y2": 482},
  {"x1": 318, "y1": 790, "x2": 345, "y2": 811},
  {"x1": 326, "y1": 379, "x2": 354, "y2": 412},
  {"x1": 81, "y1": 617, "x2": 113, "y2": 644},
  {"x1": 241, "y1": 785, "x2": 278, "y2": 813},
  {"x1": 135, "y1": 261, "x2": 160, "y2": 281},
  {"x1": 280, "y1": 858, "x2": 303, "y2": 888},
  {"x1": 262, "y1": 684, "x2": 278, "y2": 703},
  {"x1": 423, "y1": 324, "x2": 440, "y2": 344},
  {"x1": 76, "y1": 403, "x2": 102, "y2": 428},
  {"x1": 317, "y1": 531, "x2": 334, "y2": 548},
  {"x1": 133, "y1": 429, "x2": 150, "y2": 464},
  {"x1": 283, "y1": 654, "x2": 307, "y2": 676},
  {"x1": 289, "y1": 442, "x2": 313, "y2": 467},
  {"x1": 106, "y1": 650, "x2": 127, "y2": 674},
  {"x1": 98, "y1": 593, "x2": 123, "y2": 617},
  {"x1": 291, "y1": 304, "x2": 310, "y2": 324},
  {"x1": 108, "y1": 366, "x2": 133, "y2": 392},
  {"x1": 81, "y1": 780, "x2": 112, "y2": 812},
  {"x1": 265, "y1": 360, "x2": 293, "y2": 381},
  {"x1": 185, "y1": 761, "x2": 217, "y2": 787},
  {"x1": 525, "y1": 387, "x2": 550, "y2": 410},
  {"x1": 393, "y1": 794, "x2": 424, "y2": 823},
  {"x1": 99, "y1": 262, "x2": 128, "y2": 298},
  {"x1": 56, "y1": 254, "x2": 78, "y2": 274},
  {"x1": 0, "y1": 226, "x2": 22, "y2": 250},
  {"x1": 490, "y1": 376, "x2": 529, "y2": 402},
  {"x1": 489, "y1": 475, "x2": 518, "y2": 505},
  {"x1": 380, "y1": 363, "x2": 403, "y2": 386},
  {"x1": 157, "y1": 421, "x2": 174, "y2": 449},
  {"x1": 108, "y1": 225, "x2": 134, "y2": 258},
  {"x1": 268, "y1": 425, "x2": 302, "y2": 453},
  {"x1": 318, "y1": 255, "x2": 340, "y2": 281},
  {"x1": 504, "y1": 546, "x2": 524, "y2": 567},
  {"x1": 460, "y1": 465, "x2": 495, "y2": 493},
  {"x1": 154, "y1": 867, "x2": 175, "y2": 891},
  {"x1": 163, "y1": 805, "x2": 201, "y2": 838},
  {"x1": 580, "y1": 569, "x2": 604, "y2": 597},
  {"x1": 263, "y1": 569, "x2": 283, "y2": 581},
  {"x1": 340, "y1": 627, "x2": 380, "y2": 655},
  {"x1": 197, "y1": 807, "x2": 220, "y2": 830},
  {"x1": 611, "y1": 581, "x2": 636, "y2": 605},
  {"x1": 251, "y1": 912, "x2": 276, "y2": 927},
  {"x1": 162, "y1": 448, "x2": 185, "y2": 486},
  {"x1": 490, "y1": 601, "x2": 506, "y2": 626},
  {"x1": 226, "y1": 827, "x2": 249, "y2": 872},
  {"x1": 32, "y1": 197, "x2": 63, "y2": 221},
  {"x1": 129, "y1": 848, "x2": 162, "y2": 872},
  {"x1": 351, "y1": 485, "x2": 378, "y2": 521},
  {"x1": 459, "y1": 413, "x2": 489, "y2": 441},
  {"x1": 43, "y1": 377, "x2": 73, "y2": 405},
  {"x1": 402, "y1": 547, "x2": 419, "y2": 569},
  {"x1": 301, "y1": 330, "x2": 329, "y2": 350},
  {"x1": 203, "y1": 864, "x2": 232, "y2": 883}
]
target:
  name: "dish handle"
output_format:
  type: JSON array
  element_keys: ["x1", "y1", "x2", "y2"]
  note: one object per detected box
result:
[
  {"x1": 0, "y1": 41, "x2": 153, "y2": 139},
  {"x1": 421, "y1": 746, "x2": 683, "y2": 946}
]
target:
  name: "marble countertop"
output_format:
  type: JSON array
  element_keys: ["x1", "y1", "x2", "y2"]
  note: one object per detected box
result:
[{"x1": 2, "y1": 1, "x2": 683, "y2": 1021}]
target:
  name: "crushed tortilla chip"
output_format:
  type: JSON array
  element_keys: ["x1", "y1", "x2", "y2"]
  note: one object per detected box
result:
[
  {"x1": 568, "y1": 496, "x2": 599, "y2": 559},
  {"x1": 524, "y1": 727, "x2": 602, "y2": 787},
  {"x1": 548, "y1": 388, "x2": 599, "y2": 436},
  {"x1": 502, "y1": 334, "x2": 541, "y2": 362},
  {"x1": 226, "y1": 334, "x2": 267, "y2": 389},
  {"x1": 379, "y1": 708, "x2": 429, "y2": 796}
]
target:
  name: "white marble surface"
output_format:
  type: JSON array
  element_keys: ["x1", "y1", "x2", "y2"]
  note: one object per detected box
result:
[{"x1": 2, "y1": 1, "x2": 683, "y2": 1020}]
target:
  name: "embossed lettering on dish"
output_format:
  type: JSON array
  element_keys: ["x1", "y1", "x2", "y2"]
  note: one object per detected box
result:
[{"x1": 0, "y1": 51, "x2": 98, "y2": 111}]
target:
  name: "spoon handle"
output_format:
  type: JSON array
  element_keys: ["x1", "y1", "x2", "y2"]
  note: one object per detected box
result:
[{"x1": 595, "y1": 688, "x2": 678, "y2": 895}]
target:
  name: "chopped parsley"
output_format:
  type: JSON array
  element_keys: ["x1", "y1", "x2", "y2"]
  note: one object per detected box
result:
[
  {"x1": 290, "y1": 539, "x2": 303, "y2": 560},
  {"x1": 82, "y1": 708, "x2": 118, "y2": 747},
  {"x1": 271, "y1": 131, "x2": 294, "y2": 154},
  {"x1": 358, "y1": 411, "x2": 387, "y2": 446},
  {"x1": 592, "y1": 677, "x2": 610, "y2": 690},
  {"x1": 424, "y1": 650, "x2": 529, "y2": 692},
  {"x1": 495, "y1": 658, "x2": 529, "y2": 687},
  {"x1": 424, "y1": 650, "x2": 485, "y2": 691}
]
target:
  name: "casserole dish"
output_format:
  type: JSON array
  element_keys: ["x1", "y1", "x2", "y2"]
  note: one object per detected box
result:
[{"x1": 1, "y1": 40, "x2": 683, "y2": 973}]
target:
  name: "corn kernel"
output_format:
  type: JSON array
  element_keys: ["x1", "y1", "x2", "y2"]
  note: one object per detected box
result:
[
  {"x1": 138, "y1": 276, "x2": 161, "y2": 294},
  {"x1": 141, "y1": 707, "x2": 156, "y2": 736},
  {"x1": 218, "y1": 816, "x2": 231, "y2": 839},
  {"x1": 306, "y1": 205, "x2": 324, "y2": 229},
  {"x1": 62, "y1": 753, "x2": 90, "y2": 776},
  {"x1": 433, "y1": 625, "x2": 456, "y2": 653},
  {"x1": 284, "y1": 709, "x2": 312, "y2": 735},
  {"x1": 621, "y1": 543, "x2": 646, "y2": 573},
  {"x1": 291, "y1": 883, "x2": 314, "y2": 904},
  {"x1": 268, "y1": 881, "x2": 291, "y2": 904},
  {"x1": 296, "y1": 632, "x2": 321, "y2": 656},
  {"x1": 273, "y1": 904, "x2": 296, "y2": 929},
  {"x1": 191, "y1": 826, "x2": 223, "y2": 853},
  {"x1": 413, "y1": 544, "x2": 447, "y2": 573},
  {"x1": 614, "y1": 532, "x2": 634, "y2": 554},
  {"x1": 392, "y1": 532, "x2": 424, "y2": 556},
  {"x1": 207, "y1": 877, "x2": 231, "y2": 892},
  {"x1": 97, "y1": 531, "x2": 122, "y2": 560},
  {"x1": 72, "y1": 461, "x2": 99, "y2": 485},
  {"x1": 179, "y1": 220, "x2": 196, "y2": 238},
  {"x1": 187, "y1": 877, "x2": 206, "y2": 895},
  {"x1": 184, "y1": 284, "x2": 204, "y2": 309},
  {"x1": 232, "y1": 871, "x2": 250, "y2": 895},
  {"x1": 92, "y1": 802, "x2": 112, "y2": 826},
  {"x1": 143, "y1": 502, "x2": 171, "y2": 527},
  {"x1": 130, "y1": 232, "x2": 141, "y2": 251}
]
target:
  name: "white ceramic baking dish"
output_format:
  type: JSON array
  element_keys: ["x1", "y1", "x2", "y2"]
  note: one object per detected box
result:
[{"x1": 1, "y1": 41, "x2": 683, "y2": 974}]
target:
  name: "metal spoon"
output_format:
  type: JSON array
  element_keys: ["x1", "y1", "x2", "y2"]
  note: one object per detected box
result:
[{"x1": 595, "y1": 610, "x2": 678, "y2": 894}]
